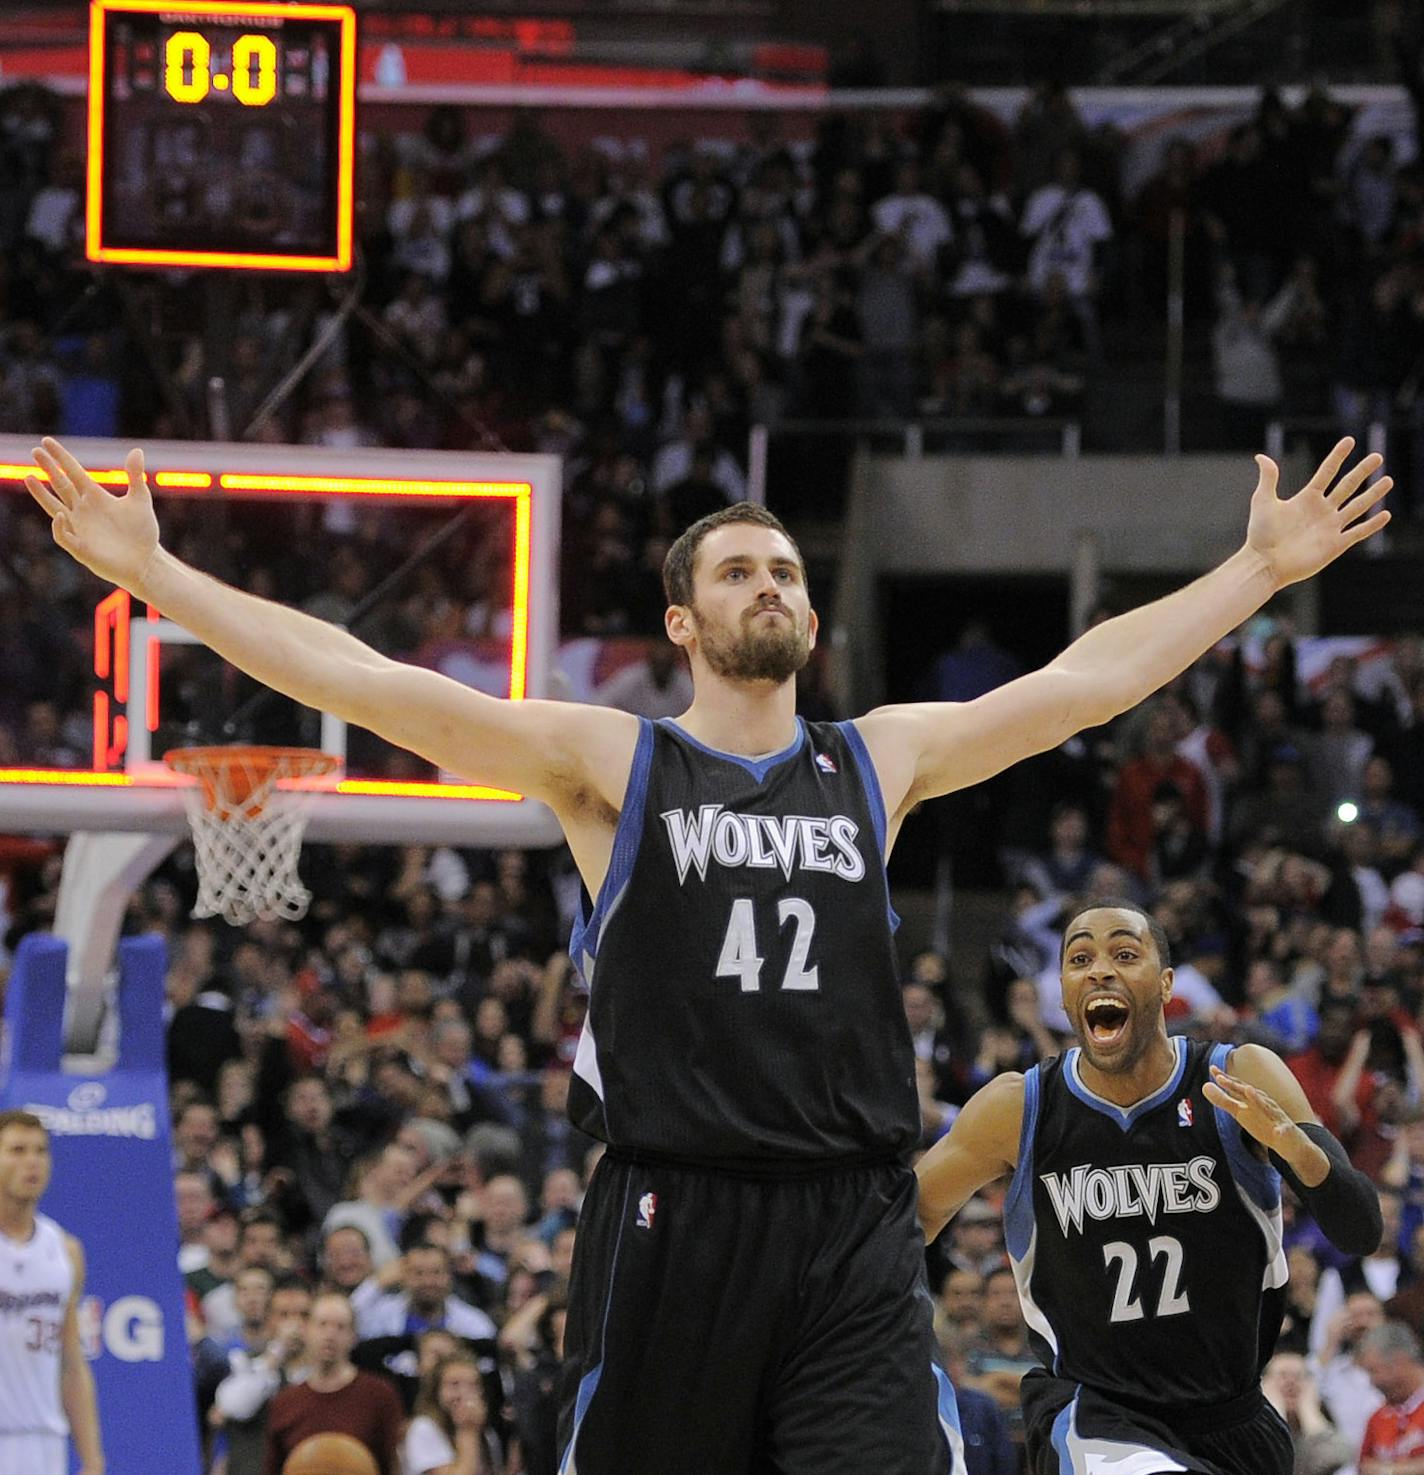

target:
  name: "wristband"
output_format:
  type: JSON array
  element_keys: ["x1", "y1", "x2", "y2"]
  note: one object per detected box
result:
[{"x1": 1269, "y1": 1122, "x2": 1383, "y2": 1257}]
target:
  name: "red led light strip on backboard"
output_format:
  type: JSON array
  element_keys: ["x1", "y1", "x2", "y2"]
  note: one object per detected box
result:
[
  {"x1": 0, "y1": 466, "x2": 532, "y2": 798},
  {"x1": 86, "y1": 0, "x2": 357, "y2": 273}
]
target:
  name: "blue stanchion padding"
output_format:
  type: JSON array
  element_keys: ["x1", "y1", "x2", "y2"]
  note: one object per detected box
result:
[{"x1": 0, "y1": 933, "x2": 201, "y2": 1475}]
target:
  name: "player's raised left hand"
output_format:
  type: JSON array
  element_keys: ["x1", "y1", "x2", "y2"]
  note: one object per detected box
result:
[
  {"x1": 1204, "y1": 1063, "x2": 1300, "y2": 1155},
  {"x1": 1245, "y1": 437, "x2": 1391, "y2": 589},
  {"x1": 25, "y1": 438, "x2": 160, "y2": 592}
]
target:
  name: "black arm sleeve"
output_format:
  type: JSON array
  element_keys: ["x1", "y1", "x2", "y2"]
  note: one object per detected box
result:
[{"x1": 1268, "y1": 1122, "x2": 1383, "y2": 1258}]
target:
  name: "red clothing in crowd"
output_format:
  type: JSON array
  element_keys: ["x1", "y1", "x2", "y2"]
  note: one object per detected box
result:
[
  {"x1": 1286, "y1": 1045, "x2": 1386, "y2": 1174},
  {"x1": 1360, "y1": 1385, "x2": 1424, "y2": 1467},
  {"x1": 1107, "y1": 754, "x2": 1209, "y2": 879},
  {"x1": 263, "y1": 1371, "x2": 403, "y2": 1475}
]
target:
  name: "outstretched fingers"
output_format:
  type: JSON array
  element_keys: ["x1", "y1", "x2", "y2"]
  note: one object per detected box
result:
[
  {"x1": 40, "y1": 436, "x2": 96, "y2": 493},
  {"x1": 1338, "y1": 473, "x2": 1392, "y2": 526},
  {"x1": 1306, "y1": 436, "x2": 1356, "y2": 494},
  {"x1": 1326, "y1": 451, "x2": 1384, "y2": 509},
  {"x1": 1253, "y1": 454, "x2": 1280, "y2": 500},
  {"x1": 30, "y1": 445, "x2": 76, "y2": 507},
  {"x1": 125, "y1": 446, "x2": 149, "y2": 498},
  {"x1": 23, "y1": 473, "x2": 65, "y2": 521},
  {"x1": 1344, "y1": 509, "x2": 1391, "y2": 548}
]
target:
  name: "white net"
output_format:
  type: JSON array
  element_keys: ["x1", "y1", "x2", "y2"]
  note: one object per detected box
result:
[{"x1": 164, "y1": 748, "x2": 338, "y2": 926}]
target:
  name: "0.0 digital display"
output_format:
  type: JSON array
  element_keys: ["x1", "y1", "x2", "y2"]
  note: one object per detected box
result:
[{"x1": 87, "y1": 0, "x2": 356, "y2": 273}]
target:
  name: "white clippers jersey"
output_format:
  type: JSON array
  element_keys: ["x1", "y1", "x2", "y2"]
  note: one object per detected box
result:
[{"x1": 0, "y1": 1215, "x2": 73, "y2": 1437}]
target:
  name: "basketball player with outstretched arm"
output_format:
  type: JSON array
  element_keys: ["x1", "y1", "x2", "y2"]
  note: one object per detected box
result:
[
  {"x1": 915, "y1": 902, "x2": 1383, "y2": 1475},
  {"x1": 0, "y1": 1109, "x2": 103, "y2": 1475},
  {"x1": 25, "y1": 435, "x2": 1389, "y2": 1474}
]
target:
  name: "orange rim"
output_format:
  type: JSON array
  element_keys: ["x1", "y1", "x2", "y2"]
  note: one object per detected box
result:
[{"x1": 163, "y1": 745, "x2": 338, "y2": 817}]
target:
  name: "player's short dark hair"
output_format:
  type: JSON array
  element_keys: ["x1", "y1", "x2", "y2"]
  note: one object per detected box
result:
[
  {"x1": 662, "y1": 502, "x2": 807, "y2": 607},
  {"x1": 0, "y1": 1109, "x2": 45, "y2": 1140},
  {"x1": 1063, "y1": 898, "x2": 1172, "y2": 970}
]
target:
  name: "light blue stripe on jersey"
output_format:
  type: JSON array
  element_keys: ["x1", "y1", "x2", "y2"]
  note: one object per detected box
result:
[
  {"x1": 1003, "y1": 1064, "x2": 1041, "y2": 1261},
  {"x1": 1003, "y1": 1063, "x2": 1060, "y2": 1369},
  {"x1": 837, "y1": 718, "x2": 900, "y2": 931},
  {"x1": 837, "y1": 720, "x2": 887, "y2": 854},
  {"x1": 932, "y1": 1362, "x2": 966, "y2": 1472},
  {"x1": 1208, "y1": 1043, "x2": 1281, "y2": 1213},
  {"x1": 659, "y1": 716, "x2": 805, "y2": 781},
  {"x1": 557, "y1": 1174, "x2": 634, "y2": 1475},
  {"x1": 570, "y1": 717, "x2": 655, "y2": 971},
  {"x1": 1050, "y1": 1391, "x2": 1188, "y2": 1474},
  {"x1": 1062, "y1": 1037, "x2": 1188, "y2": 1132}
]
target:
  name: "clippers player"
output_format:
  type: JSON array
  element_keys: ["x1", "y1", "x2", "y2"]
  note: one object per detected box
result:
[
  {"x1": 0, "y1": 1110, "x2": 103, "y2": 1475},
  {"x1": 916, "y1": 903, "x2": 1383, "y2": 1475},
  {"x1": 25, "y1": 434, "x2": 1390, "y2": 1474}
]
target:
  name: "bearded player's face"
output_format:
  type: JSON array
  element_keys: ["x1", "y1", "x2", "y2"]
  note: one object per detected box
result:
[{"x1": 680, "y1": 525, "x2": 816, "y2": 685}]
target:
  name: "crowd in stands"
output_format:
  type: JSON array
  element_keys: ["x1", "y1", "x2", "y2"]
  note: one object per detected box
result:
[
  {"x1": 1, "y1": 69, "x2": 1424, "y2": 533},
  {"x1": 7, "y1": 71, "x2": 1424, "y2": 1475},
  {"x1": 5, "y1": 609, "x2": 1424, "y2": 1471}
]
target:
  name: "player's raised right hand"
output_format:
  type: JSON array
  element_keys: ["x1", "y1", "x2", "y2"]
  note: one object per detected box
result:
[{"x1": 25, "y1": 437, "x2": 160, "y2": 593}]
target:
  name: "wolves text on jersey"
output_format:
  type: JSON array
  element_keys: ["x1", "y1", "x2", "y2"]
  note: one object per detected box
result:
[
  {"x1": 1041, "y1": 1157, "x2": 1221, "y2": 1235},
  {"x1": 660, "y1": 806, "x2": 866, "y2": 885}
]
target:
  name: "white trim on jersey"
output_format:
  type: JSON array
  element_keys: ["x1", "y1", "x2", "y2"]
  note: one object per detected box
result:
[
  {"x1": 572, "y1": 1015, "x2": 605, "y2": 1103},
  {"x1": 1234, "y1": 1187, "x2": 1289, "y2": 1293},
  {"x1": 1053, "y1": 1394, "x2": 1188, "y2": 1475},
  {"x1": 1009, "y1": 1224, "x2": 1060, "y2": 1360}
]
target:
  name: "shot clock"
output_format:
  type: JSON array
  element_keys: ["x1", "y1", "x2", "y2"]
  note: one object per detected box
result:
[{"x1": 86, "y1": 0, "x2": 357, "y2": 272}]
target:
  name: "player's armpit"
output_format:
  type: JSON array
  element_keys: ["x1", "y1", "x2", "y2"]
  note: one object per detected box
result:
[
  {"x1": 915, "y1": 1072, "x2": 1025, "y2": 1243},
  {"x1": 356, "y1": 664, "x2": 641, "y2": 812},
  {"x1": 856, "y1": 667, "x2": 1113, "y2": 813}
]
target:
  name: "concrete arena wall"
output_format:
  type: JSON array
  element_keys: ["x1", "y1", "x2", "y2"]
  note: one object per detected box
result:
[{"x1": 831, "y1": 449, "x2": 1315, "y2": 711}]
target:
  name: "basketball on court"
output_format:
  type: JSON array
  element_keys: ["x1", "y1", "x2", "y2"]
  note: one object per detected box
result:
[{"x1": 281, "y1": 1432, "x2": 379, "y2": 1475}]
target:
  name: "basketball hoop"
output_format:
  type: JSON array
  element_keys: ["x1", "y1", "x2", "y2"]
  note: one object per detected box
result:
[{"x1": 164, "y1": 746, "x2": 339, "y2": 926}]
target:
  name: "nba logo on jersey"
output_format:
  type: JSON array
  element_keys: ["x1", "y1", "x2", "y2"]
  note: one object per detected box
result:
[
  {"x1": 637, "y1": 1192, "x2": 658, "y2": 1230},
  {"x1": 815, "y1": 752, "x2": 837, "y2": 774},
  {"x1": 1177, "y1": 1097, "x2": 1194, "y2": 1128}
]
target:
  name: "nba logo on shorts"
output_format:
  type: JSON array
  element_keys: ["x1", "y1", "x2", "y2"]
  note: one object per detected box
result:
[
  {"x1": 815, "y1": 753, "x2": 837, "y2": 774},
  {"x1": 636, "y1": 1192, "x2": 658, "y2": 1229},
  {"x1": 1177, "y1": 1097, "x2": 1194, "y2": 1128}
]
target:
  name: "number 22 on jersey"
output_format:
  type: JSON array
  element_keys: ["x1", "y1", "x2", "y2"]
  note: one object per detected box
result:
[
  {"x1": 1103, "y1": 1235, "x2": 1191, "y2": 1323},
  {"x1": 716, "y1": 897, "x2": 819, "y2": 992}
]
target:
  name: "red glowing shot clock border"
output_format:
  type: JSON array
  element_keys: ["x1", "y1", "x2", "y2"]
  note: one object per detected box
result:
[{"x1": 86, "y1": 0, "x2": 357, "y2": 273}]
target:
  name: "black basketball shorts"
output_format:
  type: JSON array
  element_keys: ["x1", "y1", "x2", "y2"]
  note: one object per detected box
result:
[
  {"x1": 1021, "y1": 1369, "x2": 1293, "y2": 1475},
  {"x1": 557, "y1": 1150, "x2": 962, "y2": 1475}
]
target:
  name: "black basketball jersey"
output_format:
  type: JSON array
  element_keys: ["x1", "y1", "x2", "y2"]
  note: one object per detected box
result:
[
  {"x1": 565, "y1": 717, "x2": 919, "y2": 1165},
  {"x1": 1004, "y1": 1040, "x2": 1287, "y2": 1409}
]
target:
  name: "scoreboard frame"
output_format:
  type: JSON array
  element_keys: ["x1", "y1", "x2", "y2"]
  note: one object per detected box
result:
[{"x1": 85, "y1": 0, "x2": 358, "y2": 273}]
